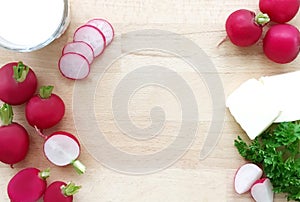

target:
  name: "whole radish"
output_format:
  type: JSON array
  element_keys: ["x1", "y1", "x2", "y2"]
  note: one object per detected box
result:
[
  {"x1": 263, "y1": 24, "x2": 300, "y2": 64},
  {"x1": 36, "y1": 130, "x2": 86, "y2": 174},
  {"x1": 25, "y1": 85, "x2": 65, "y2": 130},
  {"x1": 7, "y1": 167, "x2": 50, "y2": 202},
  {"x1": 43, "y1": 181, "x2": 81, "y2": 202},
  {"x1": 0, "y1": 103, "x2": 29, "y2": 167},
  {"x1": 259, "y1": 0, "x2": 300, "y2": 23},
  {"x1": 225, "y1": 9, "x2": 270, "y2": 47},
  {"x1": 0, "y1": 61, "x2": 37, "y2": 105}
]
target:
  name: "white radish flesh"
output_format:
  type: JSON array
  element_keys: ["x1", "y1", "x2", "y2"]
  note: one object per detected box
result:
[
  {"x1": 234, "y1": 163, "x2": 263, "y2": 194},
  {"x1": 58, "y1": 52, "x2": 90, "y2": 80},
  {"x1": 44, "y1": 134, "x2": 80, "y2": 166},
  {"x1": 86, "y1": 18, "x2": 114, "y2": 45},
  {"x1": 73, "y1": 25, "x2": 105, "y2": 57},
  {"x1": 251, "y1": 178, "x2": 274, "y2": 202},
  {"x1": 62, "y1": 41, "x2": 94, "y2": 64}
]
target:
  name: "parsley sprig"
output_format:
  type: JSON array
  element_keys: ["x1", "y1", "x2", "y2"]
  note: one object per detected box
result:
[{"x1": 235, "y1": 122, "x2": 300, "y2": 201}]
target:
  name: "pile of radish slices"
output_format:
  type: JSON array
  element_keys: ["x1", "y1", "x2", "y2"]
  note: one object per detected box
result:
[{"x1": 59, "y1": 18, "x2": 114, "y2": 80}]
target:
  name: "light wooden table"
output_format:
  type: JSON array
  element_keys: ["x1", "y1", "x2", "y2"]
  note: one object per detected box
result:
[{"x1": 0, "y1": 0, "x2": 297, "y2": 201}]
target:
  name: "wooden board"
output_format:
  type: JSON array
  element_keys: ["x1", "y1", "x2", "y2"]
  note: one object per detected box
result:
[{"x1": 0, "y1": 0, "x2": 298, "y2": 201}]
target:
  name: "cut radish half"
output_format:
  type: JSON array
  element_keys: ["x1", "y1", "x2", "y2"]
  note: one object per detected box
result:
[
  {"x1": 62, "y1": 41, "x2": 94, "y2": 64},
  {"x1": 43, "y1": 131, "x2": 86, "y2": 174},
  {"x1": 251, "y1": 178, "x2": 274, "y2": 202},
  {"x1": 73, "y1": 25, "x2": 106, "y2": 57},
  {"x1": 86, "y1": 18, "x2": 114, "y2": 45},
  {"x1": 58, "y1": 52, "x2": 90, "y2": 80},
  {"x1": 234, "y1": 163, "x2": 263, "y2": 194}
]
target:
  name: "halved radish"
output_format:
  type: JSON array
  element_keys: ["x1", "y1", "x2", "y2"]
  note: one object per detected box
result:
[
  {"x1": 62, "y1": 41, "x2": 94, "y2": 64},
  {"x1": 86, "y1": 18, "x2": 114, "y2": 46},
  {"x1": 42, "y1": 131, "x2": 86, "y2": 174},
  {"x1": 58, "y1": 52, "x2": 90, "y2": 80},
  {"x1": 234, "y1": 163, "x2": 263, "y2": 194},
  {"x1": 73, "y1": 25, "x2": 106, "y2": 57},
  {"x1": 251, "y1": 178, "x2": 274, "y2": 202}
]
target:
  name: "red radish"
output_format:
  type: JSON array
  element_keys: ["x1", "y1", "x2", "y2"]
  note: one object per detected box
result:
[
  {"x1": 234, "y1": 163, "x2": 263, "y2": 194},
  {"x1": 259, "y1": 0, "x2": 300, "y2": 23},
  {"x1": 251, "y1": 178, "x2": 274, "y2": 202},
  {"x1": 7, "y1": 167, "x2": 50, "y2": 202},
  {"x1": 62, "y1": 41, "x2": 94, "y2": 64},
  {"x1": 43, "y1": 181, "x2": 81, "y2": 202},
  {"x1": 40, "y1": 131, "x2": 86, "y2": 174},
  {"x1": 0, "y1": 61, "x2": 37, "y2": 105},
  {"x1": 0, "y1": 104, "x2": 29, "y2": 166},
  {"x1": 58, "y1": 52, "x2": 90, "y2": 80},
  {"x1": 25, "y1": 86, "x2": 65, "y2": 130},
  {"x1": 73, "y1": 24, "x2": 106, "y2": 57},
  {"x1": 263, "y1": 24, "x2": 300, "y2": 64},
  {"x1": 86, "y1": 18, "x2": 114, "y2": 46},
  {"x1": 225, "y1": 9, "x2": 270, "y2": 47}
]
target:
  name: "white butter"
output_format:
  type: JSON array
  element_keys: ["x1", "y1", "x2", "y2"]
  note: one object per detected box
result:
[
  {"x1": 260, "y1": 71, "x2": 300, "y2": 123},
  {"x1": 226, "y1": 79, "x2": 281, "y2": 140}
]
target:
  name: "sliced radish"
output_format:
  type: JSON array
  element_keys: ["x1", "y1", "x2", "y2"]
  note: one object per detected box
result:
[
  {"x1": 58, "y1": 52, "x2": 90, "y2": 80},
  {"x1": 251, "y1": 178, "x2": 274, "y2": 202},
  {"x1": 43, "y1": 131, "x2": 86, "y2": 174},
  {"x1": 86, "y1": 18, "x2": 114, "y2": 45},
  {"x1": 234, "y1": 163, "x2": 263, "y2": 194},
  {"x1": 62, "y1": 41, "x2": 94, "y2": 64},
  {"x1": 73, "y1": 25, "x2": 106, "y2": 57}
]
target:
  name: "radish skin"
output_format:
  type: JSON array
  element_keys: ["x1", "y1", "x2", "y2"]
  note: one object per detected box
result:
[
  {"x1": 0, "y1": 104, "x2": 29, "y2": 166},
  {"x1": 7, "y1": 167, "x2": 50, "y2": 202},
  {"x1": 0, "y1": 61, "x2": 37, "y2": 105},
  {"x1": 43, "y1": 181, "x2": 81, "y2": 202}
]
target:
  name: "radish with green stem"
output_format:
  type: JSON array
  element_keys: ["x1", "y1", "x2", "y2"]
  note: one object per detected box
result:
[
  {"x1": 0, "y1": 103, "x2": 29, "y2": 167},
  {"x1": 25, "y1": 85, "x2": 65, "y2": 130},
  {"x1": 36, "y1": 129, "x2": 86, "y2": 174},
  {"x1": 7, "y1": 167, "x2": 50, "y2": 202},
  {"x1": 0, "y1": 61, "x2": 37, "y2": 105},
  {"x1": 43, "y1": 181, "x2": 81, "y2": 202},
  {"x1": 225, "y1": 9, "x2": 270, "y2": 47}
]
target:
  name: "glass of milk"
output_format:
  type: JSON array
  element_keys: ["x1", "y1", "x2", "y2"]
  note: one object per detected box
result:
[{"x1": 0, "y1": 0, "x2": 70, "y2": 52}]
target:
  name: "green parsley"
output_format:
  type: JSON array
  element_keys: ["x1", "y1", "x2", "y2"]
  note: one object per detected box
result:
[{"x1": 234, "y1": 122, "x2": 300, "y2": 201}]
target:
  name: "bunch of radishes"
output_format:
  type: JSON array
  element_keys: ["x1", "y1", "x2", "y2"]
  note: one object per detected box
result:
[
  {"x1": 0, "y1": 61, "x2": 85, "y2": 201},
  {"x1": 59, "y1": 18, "x2": 114, "y2": 80},
  {"x1": 234, "y1": 163, "x2": 274, "y2": 202},
  {"x1": 225, "y1": 0, "x2": 300, "y2": 64}
]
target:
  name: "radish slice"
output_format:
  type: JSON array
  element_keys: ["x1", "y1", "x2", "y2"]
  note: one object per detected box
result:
[
  {"x1": 86, "y1": 18, "x2": 114, "y2": 45},
  {"x1": 251, "y1": 178, "x2": 274, "y2": 202},
  {"x1": 58, "y1": 52, "x2": 90, "y2": 80},
  {"x1": 62, "y1": 41, "x2": 94, "y2": 64},
  {"x1": 73, "y1": 25, "x2": 106, "y2": 57},
  {"x1": 234, "y1": 163, "x2": 263, "y2": 194},
  {"x1": 44, "y1": 133, "x2": 80, "y2": 166}
]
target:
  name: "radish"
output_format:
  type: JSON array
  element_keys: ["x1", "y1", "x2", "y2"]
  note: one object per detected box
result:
[
  {"x1": 234, "y1": 163, "x2": 263, "y2": 194},
  {"x1": 7, "y1": 167, "x2": 50, "y2": 202},
  {"x1": 259, "y1": 0, "x2": 300, "y2": 23},
  {"x1": 58, "y1": 52, "x2": 90, "y2": 80},
  {"x1": 25, "y1": 85, "x2": 65, "y2": 130},
  {"x1": 43, "y1": 181, "x2": 81, "y2": 202},
  {"x1": 263, "y1": 24, "x2": 300, "y2": 64},
  {"x1": 251, "y1": 178, "x2": 274, "y2": 202},
  {"x1": 62, "y1": 41, "x2": 94, "y2": 64},
  {"x1": 73, "y1": 24, "x2": 106, "y2": 57},
  {"x1": 86, "y1": 18, "x2": 114, "y2": 46},
  {"x1": 0, "y1": 61, "x2": 37, "y2": 105},
  {"x1": 225, "y1": 9, "x2": 270, "y2": 47},
  {"x1": 0, "y1": 104, "x2": 29, "y2": 166},
  {"x1": 38, "y1": 130, "x2": 86, "y2": 174}
]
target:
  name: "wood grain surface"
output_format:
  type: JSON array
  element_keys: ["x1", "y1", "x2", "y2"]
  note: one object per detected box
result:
[{"x1": 0, "y1": 0, "x2": 298, "y2": 201}]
